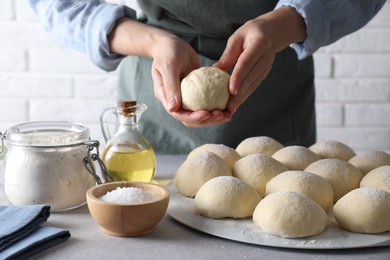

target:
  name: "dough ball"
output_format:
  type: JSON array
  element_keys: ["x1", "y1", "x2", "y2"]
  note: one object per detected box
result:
[
  {"x1": 348, "y1": 151, "x2": 390, "y2": 176},
  {"x1": 253, "y1": 191, "x2": 328, "y2": 238},
  {"x1": 360, "y1": 165, "x2": 390, "y2": 193},
  {"x1": 272, "y1": 146, "x2": 321, "y2": 170},
  {"x1": 174, "y1": 151, "x2": 232, "y2": 197},
  {"x1": 333, "y1": 187, "x2": 390, "y2": 233},
  {"x1": 305, "y1": 159, "x2": 363, "y2": 202},
  {"x1": 181, "y1": 66, "x2": 230, "y2": 111},
  {"x1": 194, "y1": 176, "x2": 261, "y2": 219},
  {"x1": 235, "y1": 136, "x2": 283, "y2": 157},
  {"x1": 189, "y1": 143, "x2": 241, "y2": 170},
  {"x1": 309, "y1": 140, "x2": 356, "y2": 161},
  {"x1": 265, "y1": 171, "x2": 334, "y2": 212},
  {"x1": 233, "y1": 154, "x2": 288, "y2": 197}
]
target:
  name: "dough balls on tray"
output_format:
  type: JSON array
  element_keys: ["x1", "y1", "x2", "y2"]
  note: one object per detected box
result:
[
  {"x1": 189, "y1": 143, "x2": 241, "y2": 170},
  {"x1": 333, "y1": 187, "x2": 390, "y2": 234},
  {"x1": 272, "y1": 146, "x2": 321, "y2": 170},
  {"x1": 360, "y1": 165, "x2": 390, "y2": 193},
  {"x1": 194, "y1": 176, "x2": 261, "y2": 219},
  {"x1": 265, "y1": 170, "x2": 334, "y2": 212},
  {"x1": 174, "y1": 151, "x2": 231, "y2": 197},
  {"x1": 309, "y1": 140, "x2": 356, "y2": 161},
  {"x1": 348, "y1": 150, "x2": 390, "y2": 176},
  {"x1": 304, "y1": 159, "x2": 363, "y2": 202},
  {"x1": 173, "y1": 135, "x2": 390, "y2": 239},
  {"x1": 233, "y1": 154, "x2": 288, "y2": 197},
  {"x1": 235, "y1": 136, "x2": 284, "y2": 157},
  {"x1": 253, "y1": 191, "x2": 328, "y2": 238}
]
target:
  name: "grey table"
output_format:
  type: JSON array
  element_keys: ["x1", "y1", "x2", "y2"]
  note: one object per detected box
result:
[{"x1": 1, "y1": 155, "x2": 390, "y2": 260}]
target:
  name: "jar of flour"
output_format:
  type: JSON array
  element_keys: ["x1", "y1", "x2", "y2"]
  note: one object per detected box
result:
[{"x1": 0, "y1": 121, "x2": 107, "y2": 211}]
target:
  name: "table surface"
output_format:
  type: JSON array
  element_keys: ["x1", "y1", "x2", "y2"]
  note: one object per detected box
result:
[{"x1": 1, "y1": 155, "x2": 390, "y2": 260}]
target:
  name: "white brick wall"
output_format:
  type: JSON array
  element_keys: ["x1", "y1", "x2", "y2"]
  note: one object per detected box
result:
[
  {"x1": 314, "y1": 2, "x2": 390, "y2": 153},
  {"x1": 0, "y1": 0, "x2": 390, "y2": 153}
]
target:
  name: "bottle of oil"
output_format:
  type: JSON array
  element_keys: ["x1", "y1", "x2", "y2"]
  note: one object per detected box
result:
[{"x1": 100, "y1": 100, "x2": 156, "y2": 182}]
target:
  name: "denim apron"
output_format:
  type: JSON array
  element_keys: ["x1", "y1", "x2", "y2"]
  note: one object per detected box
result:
[{"x1": 118, "y1": 0, "x2": 316, "y2": 154}]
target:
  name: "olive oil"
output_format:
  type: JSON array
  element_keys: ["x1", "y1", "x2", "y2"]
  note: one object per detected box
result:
[
  {"x1": 102, "y1": 143, "x2": 156, "y2": 182},
  {"x1": 100, "y1": 100, "x2": 156, "y2": 183}
]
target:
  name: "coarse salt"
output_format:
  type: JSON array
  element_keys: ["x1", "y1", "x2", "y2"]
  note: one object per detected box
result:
[{"x1": 100, "y1": 187, "x2": 158, "y2": 204}]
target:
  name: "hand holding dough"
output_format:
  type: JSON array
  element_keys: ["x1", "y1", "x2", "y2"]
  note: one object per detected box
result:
[{"x1": 181, "y1": 66, "x2": 230, "y2": 111}]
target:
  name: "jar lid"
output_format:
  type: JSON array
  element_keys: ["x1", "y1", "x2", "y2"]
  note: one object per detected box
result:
[{"x1": 5, "y1": 121, "x2": 90, "y2": 147}]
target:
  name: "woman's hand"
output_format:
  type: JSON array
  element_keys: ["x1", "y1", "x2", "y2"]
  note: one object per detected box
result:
[
  {"x1": 149, "y1": 34, "x2": 232, "y2": 127},
  {"x1": 109, "y1": 19, "x2": 231, "y2": 127},
  {"x1": 108, "y1": 6, "x2": 306, "y2": 127},
  {"x1": 214, "y1": 6, "x2": 306, "y2": 116}
]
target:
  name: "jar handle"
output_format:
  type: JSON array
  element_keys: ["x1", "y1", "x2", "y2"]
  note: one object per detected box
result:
[
  {"x1": 83, "y1": 140, "x2": 112, "y2": 185},
  {"x1": 100, "y1": 107, "x2": 117, "y2": 142}
]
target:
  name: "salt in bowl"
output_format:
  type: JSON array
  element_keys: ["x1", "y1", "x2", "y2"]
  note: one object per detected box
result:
[{"x1": 86, "y1": 181, "x2": 170, "y2": 237}]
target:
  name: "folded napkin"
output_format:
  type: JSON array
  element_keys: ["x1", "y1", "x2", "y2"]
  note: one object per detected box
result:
[
  {"x1": 0, "y1": 205, "x2": 70, "y2": 259},
  {"x1": 0, "y1": 226, "x2": 70, "y2": 260}
]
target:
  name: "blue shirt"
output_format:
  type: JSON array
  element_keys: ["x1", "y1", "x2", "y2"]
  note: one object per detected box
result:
[{"x1": 29, "y1": 0, "x2": 386, "y2": 72}]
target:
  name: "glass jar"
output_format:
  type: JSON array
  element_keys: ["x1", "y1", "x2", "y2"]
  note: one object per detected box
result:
[{"x1": 0, "y1": 121, "x2": 106, "y2": 211}]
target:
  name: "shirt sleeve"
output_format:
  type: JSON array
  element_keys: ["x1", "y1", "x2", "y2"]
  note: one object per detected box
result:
[
  {"x1": 275, "y1": 0, "x2": 387, "y2": 59},
  {"x1": 29, "y1": 0, "x2": 137, "y2": 71}
]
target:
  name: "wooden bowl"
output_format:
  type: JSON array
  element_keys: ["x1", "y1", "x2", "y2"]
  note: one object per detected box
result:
[{"x1": 86, "y1": 181, "x2": 170, "y2": 237}]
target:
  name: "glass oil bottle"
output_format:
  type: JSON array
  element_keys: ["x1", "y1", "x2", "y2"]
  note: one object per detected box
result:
[{"x1": 100, "y1": 100, "x2": 156, "y2": 182}]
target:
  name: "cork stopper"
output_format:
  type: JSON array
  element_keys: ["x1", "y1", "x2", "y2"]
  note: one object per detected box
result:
[{"x1": 118, "y1": 100, "x2": 137, "y2": 116}]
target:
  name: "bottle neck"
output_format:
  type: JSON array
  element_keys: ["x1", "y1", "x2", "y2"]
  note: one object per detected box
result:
[{"x1": 118, "y1": 115, "x2": 137, "y2": 126}]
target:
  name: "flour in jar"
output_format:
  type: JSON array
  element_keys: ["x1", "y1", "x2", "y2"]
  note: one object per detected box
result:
[{"x1": 4, "y1": 141, "x2": 95, "y2": 211}]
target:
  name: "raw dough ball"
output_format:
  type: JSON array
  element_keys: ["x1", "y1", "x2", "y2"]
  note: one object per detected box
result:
[
  {"x1": 348, "y1": 151, "x2": 390, "y2": 176},
  {"x1": 194, "y1": 176, "x2": 261, "y2": 219},
  {"x1": 189, "y1": 143, "x2": 241, "y2": 170},
  {"x1": 235, "y1": 136, "x2": 283, "y2": 157},
  {"x1": 253, "y1": 191, "x2": 328, "y2": 238},
  {"x1": 181, "y1": 66, "x2": 230, "y2": 111},
  {"x1": 174, "y1": 151, "x2": 232, "y2": 197},
  {"x1": 309, "y1": 140, "x2": 356, "y2": 161},
  {"x1": 272, "y1": 146, "x2": 321, "y2": 170},
  {"x1": 265, "y1": 171, "x2": 334, "y2": 212},
  {"x1": 233, "y1": 154, "x2": 288, "y2": 197},
  {"x1": 305, "y1": 159, "x2": 363, "y2": 202},
  {"x1": 333, "y1": 187, "x2": 390, "y2": 233},
  {"x1": 360, "y1": 165, "x2": 390, "y2": 193}
]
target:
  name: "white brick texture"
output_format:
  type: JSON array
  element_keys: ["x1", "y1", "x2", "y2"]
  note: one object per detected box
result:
[
  {"x1": 0, "y1": 0, "x2": 14, "y2": 20},
  {"x1": 0, "y1": 0, "x2": 390, "y2": 153},
  {"x1": 0, "y1": 49, "x2": 26, "y2": 72}
]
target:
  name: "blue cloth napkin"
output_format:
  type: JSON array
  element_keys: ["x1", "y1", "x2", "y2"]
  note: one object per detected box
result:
[
  {"x1": 0, "y1": 226, "x2": 70, "y2": 260},
  {"x1": 0, "y1": 205, "x2": 51, "y2": 250},
  {"x1": 0, "y1": 205, "x2": 70, "y2": 259}
]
